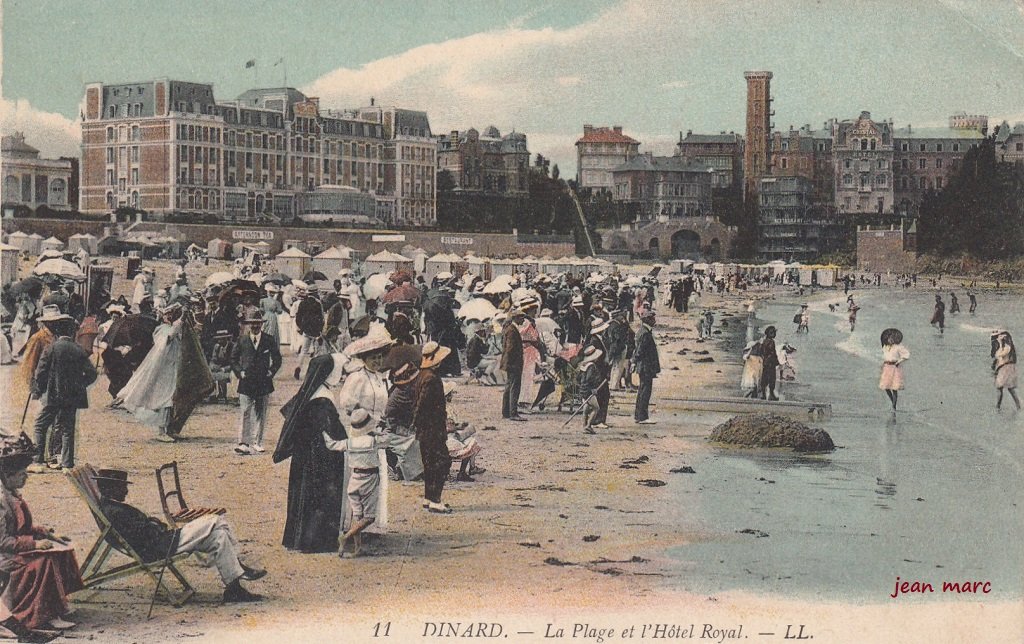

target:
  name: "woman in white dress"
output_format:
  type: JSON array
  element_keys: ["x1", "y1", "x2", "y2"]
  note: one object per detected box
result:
[
  {"x1": 991, "y1": 331, "x2": 1020, "y2": 411},
  {"x1": 879, "y1": 328, "x2": 909, "y2": 412},
  {"x1": 9, "y1": 296, "x2": 35, "y2": 357},
  {"x1": 118, "y1": 303, "x2": 183, "y2": 441},
  {"x1": 740, "y1": 340, "x2": 763, "y2": 398}
]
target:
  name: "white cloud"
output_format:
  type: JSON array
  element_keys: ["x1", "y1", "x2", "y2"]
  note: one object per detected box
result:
[{"x1": 0, "y1": 98, "x2": 80, "y2": 159}]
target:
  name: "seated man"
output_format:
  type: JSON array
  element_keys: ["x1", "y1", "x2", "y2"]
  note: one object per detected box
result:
[{"x1": 92, "y1": 469, "x2": 266, "y2": 603}]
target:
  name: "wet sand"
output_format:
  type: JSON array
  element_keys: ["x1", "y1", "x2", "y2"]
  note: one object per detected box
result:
[{"x1": 1, "y1": 260, "x2": 1018, "y2": 643}]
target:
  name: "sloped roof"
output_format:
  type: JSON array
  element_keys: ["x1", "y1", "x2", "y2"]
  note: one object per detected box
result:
[
  {"x1": 681, "y1": 132, "x2": 742, "y2": 144},
  {"x1": 892, "y1": 126, "x2": 986, "y2": 140},
  {"x1": 1, "y1": 134, "x2": 39, "y2": 156},
  {"x1": 277, "y1": 247, "x2": 310, "y2": 258},
  {"x1": 612, "y1": 155, "x2": 713, "y2": 173},
  {"x1": 576, "y1": 127, "x2": 639, "y2": 145},
  {"x1": 366, "y1": 250, "x2": 411, "y2": 262}
]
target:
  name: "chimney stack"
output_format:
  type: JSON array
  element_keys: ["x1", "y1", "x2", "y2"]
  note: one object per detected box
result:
[
  {"x1": 583, "y1": 124, "x2": 593, "y2": 135},
  {"x1": 613, "y1": 126, "x2": 623, "y2": 135}
]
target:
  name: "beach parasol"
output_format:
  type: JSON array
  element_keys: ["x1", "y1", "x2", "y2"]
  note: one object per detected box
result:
[
  {"x1": 35, "y1": 249, "x2": 65, "y2": 263},
  {"x1": 456, "y1": 297, "x2": 498, "y2": 322},
  {"x1": 32, "y1": 258, "x2": 85, "y2": 280},
  {"x1": 302, "y1": 270, "x2": 328, "y2": 283},
  {"x1": 380, "y1": 282, "x2": 420, "y2": 304},
  {"x1": 880, "y1": 328, "x2": 903, "y2": 346},
  {"x1": 261, "y1": 272, "x2": 291, "y2": 285},
  {"x1": 8, "y1": 276, "x2": 45, "y2": 299},
  {"x1": 482, "y1": 274, "x2": 515, "y2": 294},
  {"x1": 204, "y1": 271, "x2": 235, "y2": 287},
  {"x1": 362, "y1": 273, "x2": 392, "y2": 300}
]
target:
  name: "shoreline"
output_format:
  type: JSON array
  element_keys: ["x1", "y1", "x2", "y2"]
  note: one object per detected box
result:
[{"x1": 1, "y1": 261, "x2": 1018, "y2": 643}]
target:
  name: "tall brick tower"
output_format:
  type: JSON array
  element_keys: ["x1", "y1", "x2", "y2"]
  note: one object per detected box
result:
[{"x1": 743, "y1": 71, "x2": 773, "y2": 201}]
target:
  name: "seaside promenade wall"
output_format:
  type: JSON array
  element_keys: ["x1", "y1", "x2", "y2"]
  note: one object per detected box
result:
[{"x1": 2, "y1": 218, "x2": 576, "y2": 258}]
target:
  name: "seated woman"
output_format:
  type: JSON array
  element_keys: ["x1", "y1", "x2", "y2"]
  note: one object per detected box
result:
[
  {"x1": 0, "y1": 432, "x2": 82, "y2": 640},
  {"x1": 442, "y1": 384, "x2": 485, "y2": 482}
]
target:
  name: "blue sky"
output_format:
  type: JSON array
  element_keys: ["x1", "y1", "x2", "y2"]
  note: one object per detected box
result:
[{"x1": 3, "y1": 0, "x2": 1023, "y2": 174}]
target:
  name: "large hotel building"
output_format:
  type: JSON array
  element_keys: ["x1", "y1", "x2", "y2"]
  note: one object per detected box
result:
[{"x1": 79, "y1": 79, "x2": 436, "y2": 226}]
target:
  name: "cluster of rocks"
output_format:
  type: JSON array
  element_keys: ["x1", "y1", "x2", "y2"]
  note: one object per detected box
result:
[{"x1": 708, "y1": 413, "x2": 835, "y2": 453}]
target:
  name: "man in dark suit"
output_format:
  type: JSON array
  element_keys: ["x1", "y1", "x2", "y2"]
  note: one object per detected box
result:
[
  {"x1": 30, "y1": 311, "x2": 97, "y2": 471},
  {"x1": 94, "y1": 469, "x2": 265, "y2": 603},
  {"x1": 231, "y1": 313, "x2": 282, "y2": 455},
  {"x1": 500, "y1": 310, "x2": 525, "y2": 421},
  {"x1": 633, "y1": 311, "x2": 661, "y2": 425}
]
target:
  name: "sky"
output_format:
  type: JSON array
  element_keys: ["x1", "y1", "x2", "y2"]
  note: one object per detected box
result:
[{"x1": 2, "y1": 0, "x2": 1024, "y2": 176}]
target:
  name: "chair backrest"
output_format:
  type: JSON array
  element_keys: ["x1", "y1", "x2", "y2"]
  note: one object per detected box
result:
[
  {"x1": 66, "y1": 463, "x2": 131, "y2": 554},
  {"x1": 154, "y1": 461, "x2": 188, "y2": 522}
]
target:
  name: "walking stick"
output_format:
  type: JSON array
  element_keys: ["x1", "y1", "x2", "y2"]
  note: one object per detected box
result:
[
  {"x1": 147, "y1": 528, "x2": 181, "y2": 620},
  {"x1": 561, "y1": 378, "x2": 607, "y2": 428},
  {"x1": 19, "y1": 394, "x2": 31, "y2": 429}
]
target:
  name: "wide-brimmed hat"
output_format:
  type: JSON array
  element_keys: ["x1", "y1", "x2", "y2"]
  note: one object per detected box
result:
[
  {"x1": 443, "y1": 381, "x2": 457, "y2": 398},
  {"x1": 539, "y1": 308, "x2": 553, "y2": 317},
  {"x1": 105, "y1": 303, "x2": 126, "y2": 315},
  {"x1": 390, "y1": 362, "x2": 419, "y2": 385},
  {"x1": 213, "y1": 329, "x2": 232, "y2": 340},
  {"x1": 509, "y1": 308, "x2": 526, "y2": 318},
  {"x1": 435, "y1": 271, "x2": 454, "y2": 281},
  {"x1": 338, "y1": 268, "x2": 352, "y2": 277},
  {"x1": 420, "y1": 341, "x2": 452, "y2": 369},
  {"x1": 141, "y1": 267, "x2": 155, "y2": 275},
  {"x1": 347, "y1": 326, "x2": 394, "y2": 356},
  {"x1": 0, "y1": 432, "x2": 36, "y2": 472},
  {"x1": 91, "y1": 468, "x2": 133, "y2": 485},
  {"x1": 581, "y1": 345, "x2": 603, "y2": 363},
  {"x1": 263, "y1": 283, "x2": 281, "y2": 293},
  {"x1": 590, "y1": 319, "x2": 610, "y2": 335},
  {"x1": 38, "y1": 304, "x2": 71, "y2": 323},
  {"x1": 571, "y1": 295, "x2": 584, "y2": 307},
  {"x1": 348, "y1": 408, "x2": 374, "y2": 432}
]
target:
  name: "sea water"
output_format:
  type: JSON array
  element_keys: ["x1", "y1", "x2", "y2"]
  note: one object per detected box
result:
[{"x1": 670, "y1": 288, "x2": 1024, "y2": 600}]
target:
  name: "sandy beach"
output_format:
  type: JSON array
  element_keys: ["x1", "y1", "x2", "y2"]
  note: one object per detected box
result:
[{"x1": 1, "y1": 259, "x2": 1019, "y2": 643}]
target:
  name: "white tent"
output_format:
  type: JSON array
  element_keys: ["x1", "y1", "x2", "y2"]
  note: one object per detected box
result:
[
  {"x1": 26, "y1": 233, "x2": 43, "y2": 254},
  {"x1": 463, "y1": 253, "x2": 489, "y2": 281},
  {"x1": 424, "y1": 252, "x2": 454, "y2": 282},
  {"x1": 276, "y1": 247, "x2": 311, "y2": 280},
  {"x1": 311, "y1": 246, "x2": 351, "y2": 276},
  {"x1": 67, "y1": 233, "x2": 91, "y2": 255},
  {"x1": 0, "y1": 243, "x2": 18, "y2": 287},
  {"x1": 489, "y1": 258, "x2": 517, "y2": 278},
  {"x1": 208, "y1": 238, "x2": 231, "y2": 258},
  {"x1": 363, "y1": 250, "x2": 413, "y2": 276},
  {"x1": 6, "y1": 231, "x2": 29, "y2": 252},
  {"x1": 40, "y1": 236, "x2": 65, "y2": 253}
]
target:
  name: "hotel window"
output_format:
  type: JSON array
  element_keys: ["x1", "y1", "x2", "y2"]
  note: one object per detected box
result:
[
  {"x1": 918, "y1": 159, "x2": 926, "y2": 169},
  {"x1": 936, "y1": 177, "x2": 943, "y2": 189},
  {"x1": 131, "y1": 168, "x2": 139, "y2": 184},
  {"x1": 844, "y1": 159, "x2": 851, "y2": 169},
  {"x1": 919, "y1": 177, "x2": 926, "y2": 188},
  {"x1": 780, "y1": 158, "x2": 788, "y2": 169},
  {"x1": 876, "y1": 174, "x2": 886, "y2": 186},
  {"x1": 936, "y1": 143, "x2": 943, "y2": 152},
  {"x1": 106, "y1": 170, "x2": 114, "y2": 184},
  {"x1": 131, "y1": 147, "x2": 139, "y2": 163},
  {"x1": 919, "y1": 143, "x2": 926, "y2": 152},
  {"x1": 901, "y1": 158, "x2": 908, "y2": 169},
  {"x1": 106, "y1": 127, "x2": 114, "y2": 142},
  {"x1": 106, "y1": 148, "x2": 114, "y2": 163},
  {"x1": 870, "y1": 139, "x2": 876, "y2": 150},
  {"x1": 935, "y1": 158, "x2": 942, "y2": 168},
  {"x1": 901, "y1": 177, "x2": 909, "y2": 189},
  {"x1": 953, "y1": 143, "x2": 960, "y2": 152},
  {"x1": 843, "y1": 174, "x2": 852, "y2": 186},
  {"x1": 901, "y1": 142, "x2": 909, "y2": 152}
]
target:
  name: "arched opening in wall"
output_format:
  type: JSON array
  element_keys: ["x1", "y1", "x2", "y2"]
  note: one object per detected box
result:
[
  {"x1": 707, "y1": 238, "x2": 722, "y2": 261},
  {"x1": 670, "y1": 229, "x2": 701, "y2": 259},
  {"x1": 648, "y1": 237, "x2": 660, "y2": 257},
  {"x1": 49, "y1": 179, "x2": 67, "y2": 205},
  {"x1": 4, "y1": 176, "x2": 19, "y2": 199}
]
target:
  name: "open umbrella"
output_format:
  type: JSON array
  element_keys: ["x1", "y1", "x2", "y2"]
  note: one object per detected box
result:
[
  {"x1": 380, "y1": 282, "x2": 420, "y2": 304},
  {"x1": 8, "y1": 276, "x2": 44, "y2": 299},
  {"x1": 35, "y1": 249, "x2": 65, "y2": 263},
  {"x1": 482, "y1": 274, "x2": 515, "y2": 294},
  {"x1": 302, "y1": 270, "x2": 327, "y2": 283},
  {"x1": 456, "y1": 297, "x2": 498, "y2": 322},
  {"x1": 261, "y1": 272, "x2": 291, "y2": 285},
  {"x1": 204, "y1": 271, "x2": 235, "y2": 288},
  {"x1": 881, "y1": 328, "x2": 903, "y2": 346},
  {"x1": 362, "y1": 273, "x2": 392, "y2": 300},
  {"x1": 32, "y1": 258, "x2": 85, "y2": 281}
]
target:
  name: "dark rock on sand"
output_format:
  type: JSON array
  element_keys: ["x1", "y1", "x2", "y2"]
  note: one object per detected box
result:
[
  {"x1": 670, "y1": 466, "x2": 696, "y2": 474},
  {"x1": 708, "y1": 413, "x2": 835, "y2": 453},
  {"x1": 637, "y1": 479, "x2": 667, "y2": 487},
  {"x1": 694, "y1": 356, "x2": 715, "y2": 363},
  {"x1": 582, "y1": 535, "x2": 600, "y2": 542}
]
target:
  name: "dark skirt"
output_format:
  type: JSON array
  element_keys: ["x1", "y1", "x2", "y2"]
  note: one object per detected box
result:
[{"x1": 282, "y1": 399, "x2": 346, "y2": 553}]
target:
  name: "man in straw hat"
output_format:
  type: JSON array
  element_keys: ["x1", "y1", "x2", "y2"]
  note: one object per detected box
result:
[
  {"x1": 29, "y1": 307, "x2": 96, "y2": 472},
  {"x1": 414, "y1": 341, "x2": 453, "y2": 513},
  {"x1": 500, "y1": 309, "x2": 526, "y2": 422},
  {"x1": 382, "y1": 362, "x2": 423, "y2": 482},
  {"x1": 633, "y1": 310, "x2": 661, "y2": 424},
  {"x1": 93, "y1": 469, "x2": 267, "y2": 603},
  {"x1": 231, "y1": 311, "x2": 282, "y2": 455}
]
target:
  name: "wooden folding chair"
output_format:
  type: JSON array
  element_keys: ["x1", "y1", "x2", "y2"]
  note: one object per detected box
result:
[
  {"x1": 154, "y1": 461, "x2": 226, "y2": 527},
  {"x1": 65, "y1": 464, "x2": 195, "y2": 607}
]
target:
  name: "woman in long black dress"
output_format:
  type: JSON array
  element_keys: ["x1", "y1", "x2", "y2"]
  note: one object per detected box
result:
[{"x1": 274, "y1": 353, "x2": 347, "y2": 553}]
